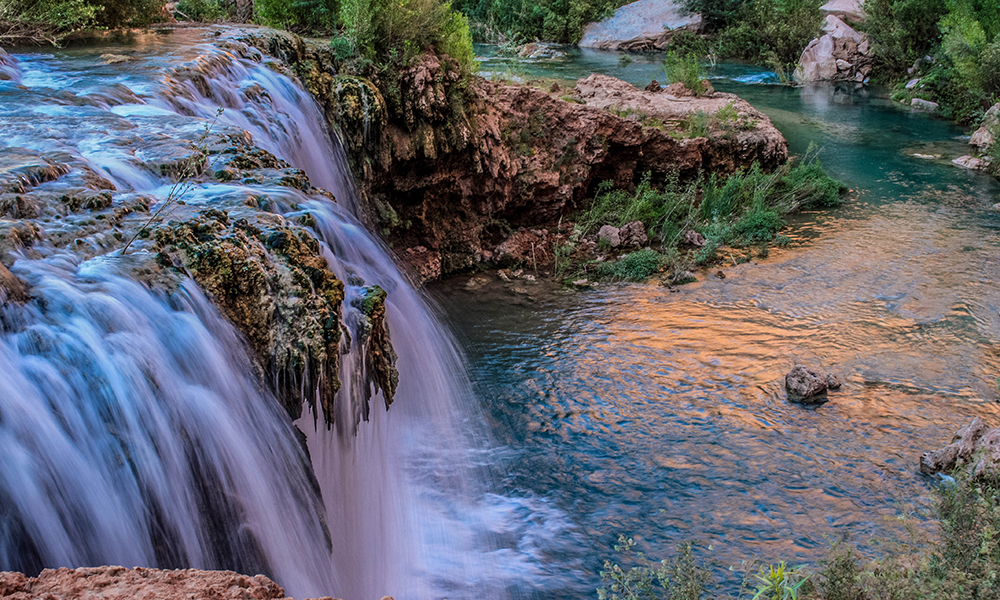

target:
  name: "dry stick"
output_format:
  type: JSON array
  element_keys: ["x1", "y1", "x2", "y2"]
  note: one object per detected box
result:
[{"x1": 119, "y1": 108, "x2": 224, "y2": 256}]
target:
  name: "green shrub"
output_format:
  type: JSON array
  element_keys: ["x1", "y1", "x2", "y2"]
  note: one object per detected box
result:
[
  {"x1": 453, "y1": 0, "x2": 627, "y2": 43},
  {"x1": 716, "y1": 0, "x2": 823, "y2": 67},
  {"x1": 598, "y1": 535, "x2": 714, "y2": 599},
  {"x1": 255, "y1": 0, "x2": 338, "y2": 32},
  {"x1": 732, "y1": 205, "x2": 784, "y2": 243},
  {"x1": 594, "y1": 249, "x2": 665, "y2": 281},
  {"x1": 678, "y1": 0, "x2": 742, "y2": 32},
  {"x1": 862, "y1": 0, "x2": 948, "y2": 77},
  {"x1": 341, "y1": 0, "x2": 475, "y2": 72},
  {"x1": 663, "y1": 51, "x2": 705, "y2": 95},
  {"x1": 176, "y1": 0, "x2": 225, "y2": 21}
]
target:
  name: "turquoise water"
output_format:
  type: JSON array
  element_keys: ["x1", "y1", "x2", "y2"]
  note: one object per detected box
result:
[{"x1": 435, "y1": 48, "x2": 1000, "y2": 597}]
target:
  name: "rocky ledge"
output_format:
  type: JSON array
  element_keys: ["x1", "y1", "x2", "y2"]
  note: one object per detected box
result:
[
  {"x1": 0, "y1": 567, "x2": 356, "y2": 600},
  {"x1": 919, "y1": 417, "x2": 1000, "y2": 476},
  {"x1": 236, "y1": 30, "x2": 788, "y2": 281}
]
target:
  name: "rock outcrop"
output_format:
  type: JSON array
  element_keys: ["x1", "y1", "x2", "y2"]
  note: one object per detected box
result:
[
  {"x1": 0, "y1": 567, "x2": 338, "y2": 600},
  {"x1": 970, "y1": 103, "x2": 1000, "y2": 150},
  {"x1": 795, "y1": 15, "x2": 873, "y2": 83},
  {"x1": 235, "y1": 31, "x2": 787, "y2": 281},
  {"x1": 578, "y1": 0, "x2": 701, "y2": 52},
  {"x1": 920, "y1": 417, "x2": 992, "y2": 475},
  {"x1": 0, "y1": 48, "x2": 18, "y2": 83}
]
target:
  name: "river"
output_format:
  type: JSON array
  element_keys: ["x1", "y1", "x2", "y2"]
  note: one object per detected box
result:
[{"x1": 432, "y1": 47, "x2": 1000, "y2": 597}]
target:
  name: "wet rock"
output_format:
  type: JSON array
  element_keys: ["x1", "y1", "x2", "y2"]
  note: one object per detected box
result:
[
  {"x1": 0, "y1": 263, "x2": 28, "y2": 305},
  {"x1": 493, "y1": 229, "x2": 555, "y2": 268},
  {"x1": 0, "y1": 148, "x2": 71, "y2": 194},
  {"x1": 400, "y1": 245, "x2": 441, "y2": 283},
  {"x1": 619, "y1": 220, "x2": 648, "y2": 247},
  {"x1": 795, "y1": 15, "x2": 873, "y2": 83},
  {"x1": 598, "y1": 225, "x2": 621, "y2": 248},
  {"x1": 970, "y1": 103, "x2": 1000, "y2": 149},
  {"x1": 100, "y1": 53, "x2": 134, "y2": 64},
  {"x1": 683, "y1": 229, "x2": 706, "y2": 247},
  {"x1": 919, "y1": 417, "x2": 989, "y2": 475},
  {"x1": 0, "y1": 48, "x2": 19, "y2": 83},
  {"x1": 952, "y1": 155, "x2": 988, "y2": 170},
  {"x1": 826, "y1": 373, "x2": 842, "y2": 389},
  {"x1": 357, "y1": 285, "x2": 399, "y2": 420},
  {"x1": 911, "y1": 98, "x2": 939, "y2": 111},
  {"x1": 579, "y1": 0, "x2": 701, "y2": 51},
  {"x1": 785, "y1": 365, "x2": 829, "y2": 403}
]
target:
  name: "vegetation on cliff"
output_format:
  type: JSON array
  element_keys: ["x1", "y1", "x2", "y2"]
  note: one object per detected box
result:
[
  {"x1": 0, "y1": 0, "x2": 163, "y2": 43},
  {"x1": 452, "y1": 0, "x2": 626, "y2": 44}
]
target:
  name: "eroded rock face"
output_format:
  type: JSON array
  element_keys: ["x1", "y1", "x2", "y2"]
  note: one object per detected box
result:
[
  {"x1": 795, "y1": 15, "x2": 873, "y2": 83},
  {"x1": 236, "y1": 32, "x2": 787, "y2": 281},
  {"x1": 0, "y1": 566, "x2": 337, "y2": 600},
  {"x1": 578, "y1": 0, "x2": 701, "y2": 52}
]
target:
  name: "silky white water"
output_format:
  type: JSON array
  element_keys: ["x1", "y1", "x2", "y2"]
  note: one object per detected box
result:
[{"x1": 0, "y1": 30, "x2": 561, "y2": 600}]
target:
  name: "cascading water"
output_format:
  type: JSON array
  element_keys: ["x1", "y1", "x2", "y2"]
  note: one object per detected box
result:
[{"x1": 0, "y1": 30, "x2": 570, "y2": 600}]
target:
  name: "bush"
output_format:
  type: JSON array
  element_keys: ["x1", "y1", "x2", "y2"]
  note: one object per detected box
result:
[
  {"x1": 678, "y1": 0, "x2": 742, "y2": 32},
  {"x1": 663, "y1": 51, "x2": 706, "y2": 95},
  {"x1": 594, "y1": 249, "x2": 665, "y2": 281},
  {"x1": 715, "y1": 0, "x2": 823, "y2": 67},
  {"x1": 598, "y1": 535, "x2": 714, "y2": 599},
  {"x1": 176, "y1": 0, "x2": 225, "y2": 21},
  {"x1": 862, "y1": 0, "x2": 948, "y2": 77},
  {"x1": 453, "y1": 0, "x2": 626, "y2": 43},
  {"x1": 341, "y1": 0, "x2": 475, "y2": 72},
  {"x1": 255, "y1": 0, "x2": 338, "y2": 32}
]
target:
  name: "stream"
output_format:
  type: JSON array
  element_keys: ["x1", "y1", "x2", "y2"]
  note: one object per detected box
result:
[{"x1": 432, "y1": 47, "x2": 1000, "y2": 596}]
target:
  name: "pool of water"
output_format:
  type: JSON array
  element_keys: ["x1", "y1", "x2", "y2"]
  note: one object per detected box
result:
[{"x1": 434, "y1": 47, "x2": 1000, "y2": 597}]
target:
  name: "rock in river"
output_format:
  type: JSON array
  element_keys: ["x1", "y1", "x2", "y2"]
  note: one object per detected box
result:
[{"x1": 785, "y1": 365, "x2": 833, "y2": 403}]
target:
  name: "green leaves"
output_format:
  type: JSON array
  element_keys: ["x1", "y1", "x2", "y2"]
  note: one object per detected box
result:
[{"x1": 751, "y1": 562, "x2": 810, "y2": 600}]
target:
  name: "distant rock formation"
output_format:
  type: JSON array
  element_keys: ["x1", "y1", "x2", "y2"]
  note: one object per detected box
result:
[
  {"x1": 819, "y1": 0, "x2": 864, "y2": 23},
  {"x1": 578, "y1": 0, "x2": 701, "y2": 52},
  {"x1": 795, "y1": 15, "x2": 873, "y2": 83}
]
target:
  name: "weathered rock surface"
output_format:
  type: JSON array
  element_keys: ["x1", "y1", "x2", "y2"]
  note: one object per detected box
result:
[
  {"x1": 578, "y1": 0, "x2": 701, "y2": 51},
  {"x1": 237, "y1": 30, "x2": 788, "y2": 281},
  {"x1": 970, "y1": 103, "x2": 1000, "y2": 149},
  {"x1": 795, "y1": 15, "x2": 873, "y2": 83},
  {"x1": 910, "y1": 98, "x2": 939, "y2": 111},
  {"x1": 0, "y1": 567, "x2": 339, "y2": 600},
  {"x1": 598, "y1": 224, "x2": 621, "y2": 247},
  {"x1": 820, "y1": 0, "x2": 864, "y2": 23},
  {"x1": 785, "y1": 365, "x2": 837, "y2": 403},
  {"x1": 619, "y1": 220, "x2": 648, "y2": 247},
  {"x1": 919, "y1": 417, "x2": 989, "y2": 475}
]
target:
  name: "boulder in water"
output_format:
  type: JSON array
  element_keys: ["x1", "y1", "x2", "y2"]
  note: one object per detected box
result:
[
  {"x1": 578, "y1": 0, "x2": 701, "y2": 51},
  {"x1": 518, "y1": 42, "x2": 566, "y2": 60},
  {"x1": 953, "y1": 155, "x2": 989, "y2": 170},
  {"x1": 0, "y1": 263, "x2": 28, "y2": 305},
  {"x1": 911, "y1": 98, "x2": 939, "y2": 111},
  {"x1": 785, "y1": 365, "x2": 830, "y2": 403}
]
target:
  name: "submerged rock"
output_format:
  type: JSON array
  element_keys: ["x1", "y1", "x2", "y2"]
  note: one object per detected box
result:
[
  {"x1": 517, "y1": 42, "x2": 566, "y2": 60},
  {"x1": 952, "y1": 155, "x2": 989, "y2": 170},
  {"x1": 785, "y1": 365, "x2": 831, "y2": 403},
  {"x1": 579, "y1": 0, "x2": 701, "y2": 51}
]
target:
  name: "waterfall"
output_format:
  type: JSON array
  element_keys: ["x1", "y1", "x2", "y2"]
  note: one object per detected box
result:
[{"x1": 0, "y1": 33, "x2": 541, "y2": 600}]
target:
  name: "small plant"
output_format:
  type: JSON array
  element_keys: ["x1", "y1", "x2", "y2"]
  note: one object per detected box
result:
[
  {"x1": 663, "y1": 51, "x2": 706, "y2": 96},
  {"x1": 751, "y1": 562, "x2": 810, "y2": 600},
  {"x1": 598, "y1": 535, "x2": 714, "y2": 600},
  {"x1": 594, "y1": 249, "x2": 665, "y2": 282},
  {"x1": 618, "y1": 53, "x2": 633, "y2": 66}
]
